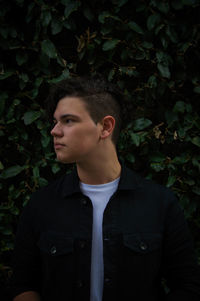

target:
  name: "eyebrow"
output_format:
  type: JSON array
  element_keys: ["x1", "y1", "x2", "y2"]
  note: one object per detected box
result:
[{"x1": 53, "y1": 114, "x2": 80, "y2": 121}]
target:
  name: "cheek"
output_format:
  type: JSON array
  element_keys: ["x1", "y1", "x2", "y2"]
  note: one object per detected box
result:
[{"x1": 75, "y1": 126, "x2": 99, "y2": 141}]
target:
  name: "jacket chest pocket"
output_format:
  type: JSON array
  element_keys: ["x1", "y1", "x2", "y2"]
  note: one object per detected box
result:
[
  {"x1": 121, "y1": 233, "x2": 162, "y2": 274},
  {"x1": 37, "y1": 231, "x2": 74, "y2": 268},
  {"x1": 37, "y1": 231, "x2": 77, "y2": 293}
]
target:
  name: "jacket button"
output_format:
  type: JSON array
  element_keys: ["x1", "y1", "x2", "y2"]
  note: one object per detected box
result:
[
  {"x1": 81, "y1": 198, "x2": 87, "y2": 205},
  {"x1": 140, "y1": 241, "x2": 147, "y2": 251},
  {"x1": 79, "y1": 240, "x2": 85, "y2": 249},
  {"x1": 104, "y1": 278, "x2": 111, "y2": 286},
  {"x1": 50, "y1": 246, "x2": 57, "y2": 255},
  {"x1": 76, "y1": 280, "x2": 84, "y2": 288}
]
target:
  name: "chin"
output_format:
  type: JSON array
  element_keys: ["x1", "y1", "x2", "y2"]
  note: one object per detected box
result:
[{"x1": 56, "y1": 155, "x2": 76, "y2": 164}]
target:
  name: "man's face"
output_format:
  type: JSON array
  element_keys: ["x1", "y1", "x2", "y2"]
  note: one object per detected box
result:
[{"x1": 51, "y1": 96, "x2": 102, "y2": 164}]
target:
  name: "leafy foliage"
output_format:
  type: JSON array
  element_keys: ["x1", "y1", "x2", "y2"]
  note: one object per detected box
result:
[{"x1": 0, "y1": 0, "x2": 200, "y2": 296}]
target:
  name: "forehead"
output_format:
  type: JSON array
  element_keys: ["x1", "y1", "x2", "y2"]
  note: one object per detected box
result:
[{"x1": 53, "y1": 96, "x2": 89, "y2": 118}]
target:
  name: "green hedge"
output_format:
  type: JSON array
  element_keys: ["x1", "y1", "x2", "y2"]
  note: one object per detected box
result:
[{"x1": 0, "y1": 0, "x2": 200, "y2": 294}]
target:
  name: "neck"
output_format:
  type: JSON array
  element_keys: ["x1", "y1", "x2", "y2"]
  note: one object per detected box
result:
[{"x1": 76, "y1": 148, "x2": 121, "y2": 185}]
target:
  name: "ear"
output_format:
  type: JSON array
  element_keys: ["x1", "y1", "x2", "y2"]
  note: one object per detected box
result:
[{"x1": 100, "y1": 115, "x2": 115, "y2": 140}]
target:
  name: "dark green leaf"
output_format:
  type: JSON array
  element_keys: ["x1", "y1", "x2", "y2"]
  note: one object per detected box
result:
[
  {"x1": 193, "y1": 86, "x2": 200, "y2": 94},
  {"x1": 173, "y1": 101, "x2": 185, "y2": 113},
  {"x1": 41, "y1": 135, "x2": 51, "y2": 148},
  {"x1": 33, "y1": 166, "x2": 40, "y2": 178},
  {"x1": 16, "y1": 52, "x2": 28, "y2": 66},
  {"x1": 126, "y1": 153, "x2": 135, "y2": 163},
  {"x1": 0, "y1": 165, "x2": 26, "y2": 179},
  {"x1": 184, "y1": 179, "x2": 195, "y2": 186},
  {"x1": 10, "y1": 28, "x2": 17, "y2": 38},
  {"x1": 41, "y1": 39, "x2": 57, "y2": 58},
  {"x1": 0, "y1": 71, "x2": 14, "y2": 80},
  {"x1": 26, "y1": 3, "x2": 35, "y2": 23},
  {"x1": 171, "y1": 0, "x2": 183, "y2": 10},
  {"x1": 192, "y1": 187, "x2": 200, "y2": 196},
  {"x1": 147, "y1": 14, "x2": 161, "y2": 31},
  {"x1": 98, "y1": 11, "x2": 111, "y2": 23},
  {"x1": 83, "y1": 7, "x2": 94, "y2": 21},
  {"x1": 23, "y1": 111, "x2": 41, "y2": 125},
  {"x1": 165, "y1": 111, "x2": 178, "y2": 127},
  {"x1": 0, "y1": 27, "x2": 9, "y2": 39},
  {"x1": 148, "y1": 75, "x2": 157, "y2": 88},
  {"x1": 38, "y1": 177, "x2": 48, "y2": 187},
  {"x1": 48, "y1": 69, "x2": 70, "y2": 83},
  {"x1": 150, "y1": 162, "x2": 165, "y2": 172},
  {"x1": 182, "y1": 0, "x2": 196, "y2": 6},
  {"x1": 11, "y1": 206, "x2": 20, "y2": 215},
  {"x1": 108, "y1": 69, "x2": 115, "y2": 81},
  {"x1": 166, "y1": 26, "x2": 178, "y2": 43},
  {"x1": 2, "y1": 229, "x2": 13, "y2": 235},
  {"x1": 19, "y1": 72, "x2": 29, "y2": 83},
  {"x1": 150, "y1": 153, "x2": 165, "y2": 163},
  {"x1": 63, "y1": 0, "x2": 80, "y2": 18},
  {"x1": 52, "y1": 164, "x2": 61, "y2": 174},
  {"x1": 128, "y1": 21, "x2": 144, "y2": 34},
  {"x1": 51, "y1": 18, "x2": 63, "y2": 35},
  {"x1": 172, "y1": 154, "x2": 189, "y2": 164},
  {"x1": 133, "y1": 118, "x2": 152, "y2": 131},
  {"x1": 166, "y1": 175, "x2": 176, "y2": 187},
  {"x1": 156, "y1": 51, "x2": 169, "y2": 63},
  {"x1": 157, "y1": 2, "x2": 169, "y2": 14},
  {"x1": 142, "y1": 41, "x2": 153, "y2": 49},
  {"x1": 112, "y1": 0, "x2": 129, "y2": 7},
  {"x1": 191, "y1": 137, "x2": 200, "y2": 147},
  {"x1": 130, "y1": 132, "x2": 140, "y2": 146},
  {"x1": 135, "y1": 50, "x2": 146, "y2": 60},
  {"x1": 192, "y1": 156, "x2": 200, "y2": 169},
  {"x1": 157, "y1": 63, "x2": 170, "y2": 78},
  {"x1": 41, "y1": 10, "x2": 51, "y2": 27},
  {"x1": 102, "y1": 39, "x2": 119, "y2": 51}
]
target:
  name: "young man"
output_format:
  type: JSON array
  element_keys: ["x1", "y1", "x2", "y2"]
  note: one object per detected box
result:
[{"x1": 11, "y1": 76, "x2": 200, "y2": 301}]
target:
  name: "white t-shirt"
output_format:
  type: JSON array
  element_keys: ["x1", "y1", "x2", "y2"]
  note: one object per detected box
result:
[{"x1": 80, "y1": 177, "x2": 120, "y2": 301}]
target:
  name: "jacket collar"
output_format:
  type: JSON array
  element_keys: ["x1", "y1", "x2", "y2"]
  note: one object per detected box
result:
[{"x1": 61, "y1": 163, "x2": 142, "y2": 198}]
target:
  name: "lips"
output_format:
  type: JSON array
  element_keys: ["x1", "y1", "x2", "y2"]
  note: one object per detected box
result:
[{"x1": 54, "y1": 143, "x2": 65, "y2": 150}]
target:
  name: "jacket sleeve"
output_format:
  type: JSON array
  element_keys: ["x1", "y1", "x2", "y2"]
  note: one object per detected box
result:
[
  {"x1": 10, "y1": 198, "x2": 41, "y2": 299},
  {"x1": 162, "y1": 191, "x2": 200, "y2": 300}
]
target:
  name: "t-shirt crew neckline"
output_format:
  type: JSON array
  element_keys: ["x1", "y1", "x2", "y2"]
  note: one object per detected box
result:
[{"x1": 80, "y1": 177, "x2": 120, "y2": 189}]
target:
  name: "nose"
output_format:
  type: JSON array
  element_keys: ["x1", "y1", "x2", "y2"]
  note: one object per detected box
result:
[{"x1": 51, "y1": 122, "x2": 63, "y2": 137}]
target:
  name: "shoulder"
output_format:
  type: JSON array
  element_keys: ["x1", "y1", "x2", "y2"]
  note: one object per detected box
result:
[
  {"x1": 122, "y1": 165, "x2": 177, "y2": 208},
  {"x1": 119, "y1": 166, "x2": 184, "y2": 230},
  {"x1": 32, "y1": 174, "x2": 66, "y2": 197},
  {"x1": 27, "y1": 170, "x2": 76, "y2": 208},
  {"x1": 122, "y1": 165, "x2": 173, "y2": 194}
]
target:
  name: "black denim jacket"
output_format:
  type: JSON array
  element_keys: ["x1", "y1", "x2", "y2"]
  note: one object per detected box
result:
[{"x1": 11, "y1": 166, "x2": 200, "y2": 301}]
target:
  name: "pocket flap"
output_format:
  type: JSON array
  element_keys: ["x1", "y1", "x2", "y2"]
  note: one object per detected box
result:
[
  {"x1": 37, "y1": 231, "x2": 74, "y2": 256},
  {"x1": 123, "y1": 233, "x2": 162, "y2": 253}
]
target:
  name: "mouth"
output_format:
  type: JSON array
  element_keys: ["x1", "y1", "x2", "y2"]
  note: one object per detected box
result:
[{"x1": 54, "y1": 143, "x2": 65, "y2": 150}]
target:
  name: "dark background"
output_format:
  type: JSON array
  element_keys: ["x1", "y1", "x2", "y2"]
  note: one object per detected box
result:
[{"x1": 0, "y1": 0, "x2": 200, "y2": 299}]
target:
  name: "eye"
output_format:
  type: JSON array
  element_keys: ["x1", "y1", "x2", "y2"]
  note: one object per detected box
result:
[{"x1": 65, "y1": 118, "x2": 74, "y2": 124}]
